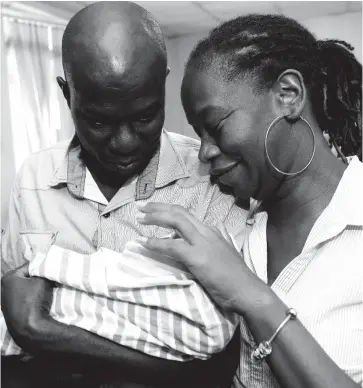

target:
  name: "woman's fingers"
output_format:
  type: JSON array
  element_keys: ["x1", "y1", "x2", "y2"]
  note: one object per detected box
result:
[
  {"x1": 137, "y1": 236, "x2": 190, "y2": 264},
  {"x1": 137, "y1": 202, "x2": 206, "y2": 230},
  {"x1": 136, "y1": 202, "x2": 209, "y2": 244},
  {"x1": 137, "y1": 210, "x2": 198, "y2": 244}
]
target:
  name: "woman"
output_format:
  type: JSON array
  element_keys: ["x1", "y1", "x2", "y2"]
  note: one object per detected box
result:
[{"x1": 136, "y1": 14, "x2": 362, "y2": 388}]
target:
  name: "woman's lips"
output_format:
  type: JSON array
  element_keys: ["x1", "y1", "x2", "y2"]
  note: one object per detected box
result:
[
  {"x1": 211, "y1": 163, "x2": 238, "y2": 177},
  {"x1": 212, "y1": 163, "x2": 239, "y2": 186}
]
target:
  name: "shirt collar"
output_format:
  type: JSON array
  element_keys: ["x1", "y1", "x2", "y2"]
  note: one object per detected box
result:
[
  {"x1": 325, "y1": 156, "x2": 363, "y2": 227},
  {"x1": 247, "y1": 157, "x2": 363, "y2": 286},
  {"x1": 301, "y1": 156, "x2": 363, "y2": 252},
  {"x1": 84, "y1": 168, "x2": 109, "y2": 205},
  {"x1": 49, "y1": 129, "x2": 191, "y2": 200}
]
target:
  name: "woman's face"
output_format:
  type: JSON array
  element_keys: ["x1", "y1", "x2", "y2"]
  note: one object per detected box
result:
[{"x1": 182, "y1": 67, "x2": 283, "y2": 201}]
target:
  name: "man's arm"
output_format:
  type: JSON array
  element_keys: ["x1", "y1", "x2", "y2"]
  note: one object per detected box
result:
[
  {"x1": 1, "y1": 264, "x2": 239, "y2": 388},
  {"x1": 1, "y1": 181, "x2": 25, "y2": 275},
  {"x1": 22, "y1": 314, "x2": 239, "y2": 387},
  {"x1": 1, "y1": 178, "x2": 239, "y2": 386}
]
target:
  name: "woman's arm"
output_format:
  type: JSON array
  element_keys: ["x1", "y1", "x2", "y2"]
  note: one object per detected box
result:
[
  {"x1": 135, "y1": 202, "x2": 361, "y2": 388},
  {"x1": 234, "y1": 275, "x2": 360, "y2": 388}
]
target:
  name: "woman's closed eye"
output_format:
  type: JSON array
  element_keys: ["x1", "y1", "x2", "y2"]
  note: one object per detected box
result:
[
  {"x1": 205, "y1": 122, "x2": 222, "y2": 138},
  {"x1": 205, "y1": 111, "x2": 236, "y2": 139}
]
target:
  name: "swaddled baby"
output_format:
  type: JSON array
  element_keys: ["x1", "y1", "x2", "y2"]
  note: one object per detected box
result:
[{"x1": 1, "y1": 236, "x2": 238, "y2": 361}]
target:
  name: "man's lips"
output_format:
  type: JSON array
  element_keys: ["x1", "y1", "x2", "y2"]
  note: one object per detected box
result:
[
  {"x1": 211, "y1": 163, "x2": 239, "y2": 177},
  {"x1": 107, "y1": 157, "x2": 139, "y2": 167}
]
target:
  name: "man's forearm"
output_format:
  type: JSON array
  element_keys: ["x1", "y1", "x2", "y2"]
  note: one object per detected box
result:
[
  {"x1": 17, "y1": 316, "x2": 236, "y2": 387},
  {"x1": 2, "y1": 266, "x2": 240, "y2": 387}
]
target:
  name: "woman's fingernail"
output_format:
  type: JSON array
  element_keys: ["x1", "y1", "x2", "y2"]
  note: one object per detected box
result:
[
  {"x1": 136, "y1": 213, "x2": 146, "y2": 222},
  {"x1": 136, "y1": 236, "x2": 148, "y2": 244},
  {"x1": 136, "y1": 202, "x2": 146, "y2": 210}
]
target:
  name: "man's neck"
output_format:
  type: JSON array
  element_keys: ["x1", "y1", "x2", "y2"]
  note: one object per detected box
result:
[{"x1": 79, "y1": 142, "x2": 161, "y2": 201}]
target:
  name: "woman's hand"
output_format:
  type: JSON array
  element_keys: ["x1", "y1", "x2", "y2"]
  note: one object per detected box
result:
[{"x1": 136, "y1": 202, "x2": 258, "y2": 312}]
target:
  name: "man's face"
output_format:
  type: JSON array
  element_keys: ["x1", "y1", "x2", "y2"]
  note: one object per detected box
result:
[{"x1": 61, "y1": 68, "x2": 166, "y2": 180}]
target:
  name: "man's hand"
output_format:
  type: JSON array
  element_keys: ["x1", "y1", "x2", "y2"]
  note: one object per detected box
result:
[{"x1": 1, "y1": 263, "x2": 54, "y2": 350}]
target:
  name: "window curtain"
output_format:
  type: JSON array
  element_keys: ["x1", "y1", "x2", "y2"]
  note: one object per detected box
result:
[
  {"x1": 1, "y1": 17, "x2": 73, "y2": 228},
  {"x1": 2, "y1": 17, "x2": 73, "y2": 172},
  {"x1": 50, "y1": 26, "x2": 74, "y2": 142}
]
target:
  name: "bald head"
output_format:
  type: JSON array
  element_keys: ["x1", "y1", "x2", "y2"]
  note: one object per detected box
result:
[
  {"x1": 62, "y1": 1, "x2": 167, "y2": 88},
  {"x1": 58, "y1": 2, "x2": 168, "y2": 183}
]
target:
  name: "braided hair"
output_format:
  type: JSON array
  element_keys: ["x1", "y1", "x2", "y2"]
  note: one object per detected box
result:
[{"x1": 186, "y1": 14, "x2": 362, "y2": 161}]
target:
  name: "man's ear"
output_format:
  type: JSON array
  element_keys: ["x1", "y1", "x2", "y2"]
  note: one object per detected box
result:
[
  {"x1": 166, "y1": 67, "x2": 171, "y2": 77},
  {"x1": 56, "y1": 76, "x2": 71, "y2": 108},
  {"x1": 272, "y1": 69, "x2": 306, "y2": 120}
]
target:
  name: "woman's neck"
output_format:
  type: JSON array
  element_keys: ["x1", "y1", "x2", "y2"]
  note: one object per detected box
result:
[{"x1": 264, "y1": 152, "x2": 347, "y2": 228}]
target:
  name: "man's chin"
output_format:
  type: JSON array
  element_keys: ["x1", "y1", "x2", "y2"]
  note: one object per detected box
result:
[
  {"x1": 100, "y1": 161, "x2": 146, "y2": 180},
  {"x1": 80, "y1": 147, "x2": 151, "y2": 186},
  {"x1": 104, "y1": 161, "x2": 141, "y2": 174}
]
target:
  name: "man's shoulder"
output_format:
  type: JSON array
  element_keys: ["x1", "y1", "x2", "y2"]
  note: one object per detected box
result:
[
  {"x1": 166, "y1": 131, "x2": 201, "y2": 147},
  {"x1": 16, "y1": 138, "x2": 72, "y2": 189},
  {"x1": 23, "y1": 138, "x2": 71, "y2": 163},
  {"x1": 166, "y1": 131, "x2": 201, "y2": 155},
  {"x1": 164, "y1": 131, "x2": 210, "y2": 176}
]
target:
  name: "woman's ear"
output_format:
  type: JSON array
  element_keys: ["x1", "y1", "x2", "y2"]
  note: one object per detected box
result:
[
  {"x1": 56, "y1": 76, "x2": 71, "y2": 108},
  {"x1": 272, "y1": 69, "x2": 306, "y2": 120}
]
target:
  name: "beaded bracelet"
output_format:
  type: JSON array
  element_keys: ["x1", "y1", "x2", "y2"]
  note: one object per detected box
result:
[{"x1": 251, "y1": 308, "x2": 297, "y2": 361}]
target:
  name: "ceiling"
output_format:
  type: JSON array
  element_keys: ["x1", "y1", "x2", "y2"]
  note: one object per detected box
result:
[{"x1": 1, "y1": 1, "x2": 362, "y2": 38}]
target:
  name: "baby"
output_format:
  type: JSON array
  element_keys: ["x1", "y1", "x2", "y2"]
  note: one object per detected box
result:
[{"x1": 1, "y1": 235, "x2": 238, "y2": 361}]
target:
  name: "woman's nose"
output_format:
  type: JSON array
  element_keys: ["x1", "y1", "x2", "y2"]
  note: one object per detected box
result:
[{"x1": 198, "y1": 140, "x2": 221, "y2": 163}]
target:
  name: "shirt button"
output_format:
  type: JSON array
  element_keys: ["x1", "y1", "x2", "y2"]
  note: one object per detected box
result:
[{"x1": 103, "y1": 213, "x2": 110, "y2": 218}]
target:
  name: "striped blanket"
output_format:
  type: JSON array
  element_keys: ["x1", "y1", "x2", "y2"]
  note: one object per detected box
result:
[{"x1": 1, "y1": 240, "x2": 237, "y2": 361}]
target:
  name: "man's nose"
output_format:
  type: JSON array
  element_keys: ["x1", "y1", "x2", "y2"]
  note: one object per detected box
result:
[{"x1": 110, "y1": 123, "x2": 139, "y2": 153}]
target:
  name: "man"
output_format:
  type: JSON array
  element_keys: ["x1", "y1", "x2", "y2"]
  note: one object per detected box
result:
[{"x1": 1, "y1": 2, "x2": 248, "y2": 387}]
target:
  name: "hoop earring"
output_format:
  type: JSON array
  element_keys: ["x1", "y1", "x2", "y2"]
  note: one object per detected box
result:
[{"x1": 264, "y1": 115, "x2": 316, "y2": 176}]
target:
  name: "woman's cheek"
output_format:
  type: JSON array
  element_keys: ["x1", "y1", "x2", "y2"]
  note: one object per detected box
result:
[{"x1": 219, "y1": 131, "x2": 246, "y2": 159}]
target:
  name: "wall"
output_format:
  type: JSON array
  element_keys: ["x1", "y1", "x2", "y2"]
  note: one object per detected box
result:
[
  {"x1": 164, "y1": 11, "x2": 362, "y2": 140},
  {"x1": 303, "y1": 12, "x2": 362, "y2": 61},
  {"x1": 164, "y1": 33, "x2": 205, "y2": 139}
]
